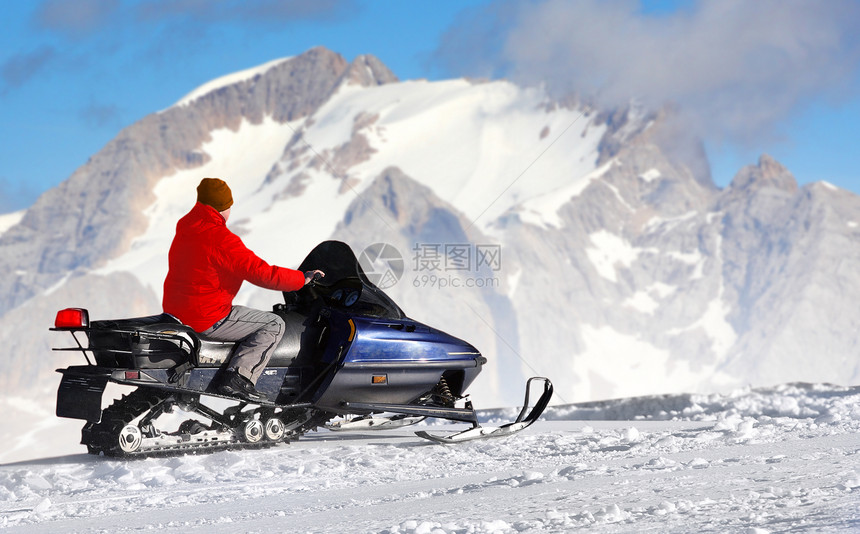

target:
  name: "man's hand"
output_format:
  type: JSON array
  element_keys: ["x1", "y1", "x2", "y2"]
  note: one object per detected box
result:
[{"x1": 304, "y1": 270, "x2": 325, "y2": 285}]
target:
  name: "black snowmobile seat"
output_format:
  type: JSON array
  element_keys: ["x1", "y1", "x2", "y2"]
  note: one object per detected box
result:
[{"x1": 88, "y1": 311, "x2": 308, "y2": 369}]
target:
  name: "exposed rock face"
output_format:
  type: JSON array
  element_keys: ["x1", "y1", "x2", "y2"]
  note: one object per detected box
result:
[
  {"x1": 723, "y1": 154, "x2": 799, "y2": 196},
  {"x1": 489, "y1": 127, "x2": 860, "y2": 401},
  {"x1": 495, "y1": 116, "x2": 723, "y2": 400},
  {"x1": 717, "y1": 172, "x2": 860, "y2": 385}
]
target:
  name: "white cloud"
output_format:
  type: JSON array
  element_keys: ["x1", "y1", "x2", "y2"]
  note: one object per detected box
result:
[{"x1": 436, "y1": 0, "x2": 860, "y2": 145}]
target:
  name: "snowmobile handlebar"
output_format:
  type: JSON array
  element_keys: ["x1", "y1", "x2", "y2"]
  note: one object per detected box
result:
[{"x1": 304, "y1": 269, "x2": 326, "y2": 286}]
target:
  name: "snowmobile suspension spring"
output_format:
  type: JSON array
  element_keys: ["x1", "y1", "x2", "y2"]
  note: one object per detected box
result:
[{"x1": 438, "y1": 377, "x2": 453, "y2": 400}]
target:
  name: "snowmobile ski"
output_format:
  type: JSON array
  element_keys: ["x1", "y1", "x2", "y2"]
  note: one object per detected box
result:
[
  {"x1": 326, "y1": 414, "x2": 426, "y2": 431},
  {"x1": 415, "y1": 377, "x2": 553, "y2": 444},
  {"x1": 340, "y1": 401, "x2": 480, "y2": 425}
]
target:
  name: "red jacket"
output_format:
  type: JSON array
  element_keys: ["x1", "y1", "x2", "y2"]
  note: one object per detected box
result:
[{"x1": 162, "y1": 202, "x2": 306, "y2": 332}]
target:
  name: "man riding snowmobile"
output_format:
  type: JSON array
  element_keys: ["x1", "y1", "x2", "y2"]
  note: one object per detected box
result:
[
  {"x1": 163, "y1": 177, "x2": 324, "y2": 403},
  {"x1": 53, "y1": 235, "x2": 553, "y2": 455},
  {"x1": 50, "y1": 182, "x2": 553, "y2": 456}
]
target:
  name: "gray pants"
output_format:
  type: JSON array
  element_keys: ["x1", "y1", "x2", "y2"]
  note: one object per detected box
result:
[{"x1": 202, "y1": 305, "x2": 285, "y2": 384}]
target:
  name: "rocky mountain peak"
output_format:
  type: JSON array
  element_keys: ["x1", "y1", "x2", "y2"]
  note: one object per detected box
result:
[
  {"x1": 340, "y1": 54, "x2": 399, "y2": 87},
  {"x1": 728, "y1": 154, "x2": 798, "y2": 194},
  {"x1": 595, "y1": 104, "x2": 714, "y2": 191}
]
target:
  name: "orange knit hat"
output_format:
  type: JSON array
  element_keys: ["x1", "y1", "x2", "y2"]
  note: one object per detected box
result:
[{"x1": 197, "y1": 178, "x2": 233, "y2": 211}]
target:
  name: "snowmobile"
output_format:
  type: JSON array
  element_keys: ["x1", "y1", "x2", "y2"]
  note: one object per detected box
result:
[{"x1": 51, "y1": 241, "x2": 553, "y2": 456}]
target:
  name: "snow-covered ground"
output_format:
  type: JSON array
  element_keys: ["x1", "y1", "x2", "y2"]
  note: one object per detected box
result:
[{"x1": 2, "y1": 383, "x2": 858, "y2": 533}]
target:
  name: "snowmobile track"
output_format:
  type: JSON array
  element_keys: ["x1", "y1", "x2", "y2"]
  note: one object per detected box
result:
[{"x1": 81, "y1": 387, "x2": 333, "y2": 458}]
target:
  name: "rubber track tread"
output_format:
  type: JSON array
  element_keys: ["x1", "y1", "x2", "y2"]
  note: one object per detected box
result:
[
  {"x1": 81, "y1": 387, "x2": 171, "y2": 456},
  {"x1": 81, "y1": 388, "x2": 334, "y2": 458}
]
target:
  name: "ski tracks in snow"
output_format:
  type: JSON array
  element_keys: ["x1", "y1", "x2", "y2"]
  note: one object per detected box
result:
[{"x1": 1, "y1": 385, "x2": 860, "y2": 533}]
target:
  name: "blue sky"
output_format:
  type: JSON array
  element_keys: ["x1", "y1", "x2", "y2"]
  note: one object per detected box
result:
[{"x1": 1, "y1": 0, "x2": 859, "y2": 213}]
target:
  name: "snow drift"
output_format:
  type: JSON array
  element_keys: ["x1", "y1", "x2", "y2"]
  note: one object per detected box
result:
[{"x1": 2, "y1": 383, "x2": 858, "y2": 532}]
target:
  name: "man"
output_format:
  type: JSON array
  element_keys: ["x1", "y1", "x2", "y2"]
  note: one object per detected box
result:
[{"x1": 163, "y1": 177, "x2": 323, "y2": 402}]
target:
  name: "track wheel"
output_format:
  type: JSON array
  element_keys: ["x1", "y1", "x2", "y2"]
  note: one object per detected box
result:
[
  {"x1": 264, "y1": 418, "x2": 285, "y2": 441},
  {"x1": 243, "y1": 420, "x2": 264, "y2": 443},
  {"x1": 118, "y1": 425, "x2": 143, "y2": 453}
]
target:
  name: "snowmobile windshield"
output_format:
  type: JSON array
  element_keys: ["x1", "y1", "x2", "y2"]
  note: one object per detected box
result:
[{"x1": 287, "y1": 240, "x2": 405, "y2": 320}]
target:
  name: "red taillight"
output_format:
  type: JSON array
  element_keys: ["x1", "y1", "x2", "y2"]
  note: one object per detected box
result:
[
  {"x1": 54, "y1": 308, "x2": 90, "y2": 329},
  {"x1": 125, "y1": 371, "x2": 140, "y2": 380}
]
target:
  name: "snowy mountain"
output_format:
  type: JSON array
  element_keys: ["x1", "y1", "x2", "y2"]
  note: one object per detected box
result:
[{"x1": 1, "y1": 47, "x2": 859, "y2": 461}]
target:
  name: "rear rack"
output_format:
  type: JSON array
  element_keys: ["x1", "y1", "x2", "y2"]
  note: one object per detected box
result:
[{"x1": 50, "y1": 326, "x2": 197, "y2": 367}]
